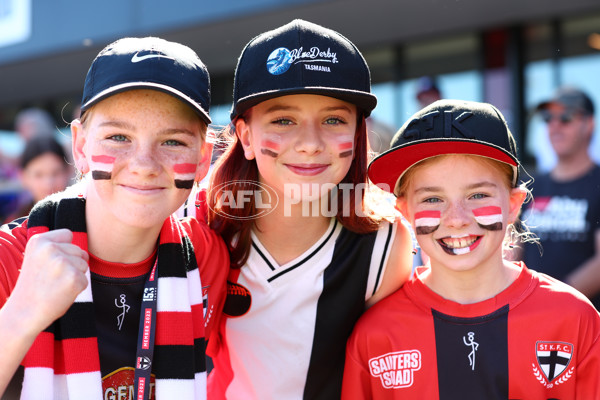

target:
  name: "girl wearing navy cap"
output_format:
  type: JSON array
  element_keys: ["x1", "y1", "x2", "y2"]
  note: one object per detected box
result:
[
  {"x1": 342, "y1": 99, "x2": 600, "y2": 399},
  {"x1": 0, "y1": 37, "x2": 228, "y2": 399},
  {"x1": 205, "y1": 19, "x2": 413, "y2": 399}
]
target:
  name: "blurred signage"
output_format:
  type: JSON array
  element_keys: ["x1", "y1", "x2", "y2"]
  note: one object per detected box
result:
[{"x1": 0, "y1": 0, "x2": 31, "y2": 47}]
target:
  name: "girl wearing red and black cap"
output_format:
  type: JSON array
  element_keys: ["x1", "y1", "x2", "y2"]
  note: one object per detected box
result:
[
  {"x1": 205, "y1": 19, "x2": 413, "y2": 399},
  {"x1": 343, "y1": 99, "x2": 600, "y2": 399}
]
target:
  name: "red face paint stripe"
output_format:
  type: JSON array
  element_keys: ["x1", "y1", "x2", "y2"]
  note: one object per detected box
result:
[
  {"x1": 173, "y1": 163, "x2": 197, "y2": 174},
  {"x1": 261, "y1": 139, "x2": 281, "y2": 150},
  {"x1": 473, "y1": 206, "x2": 503, "y2": 230},
  {"x1": 472, "y1": 206, "x2": 502, "y2": 216},
  {"x1": 338, "y1": 141, "x2": 354, "y2": 151},
  {"x1": 91, "y1": 155, "x2": 115, "y2": 163},
  {"x1": 414, "y1": 210, "x2": 441, "y2": 235},
  {"x1": 414, "y1": 210, "x2": 441, "y2": 219}
]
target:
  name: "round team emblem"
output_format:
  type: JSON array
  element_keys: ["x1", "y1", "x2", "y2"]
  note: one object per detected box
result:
[
  {"x1": 223, "y1": 281, "x2": 252, "y2": 317},
  {"x1": 266, "y1": 47, "x2": 292, "y2": 75}
]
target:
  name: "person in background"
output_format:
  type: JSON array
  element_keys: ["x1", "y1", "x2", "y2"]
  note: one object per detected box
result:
[
  {"x1": 5, "y1": 136, "x2": 72, "y2": 222},
  {"x1": 415, "y1": 76, "x2": 442, "y2": 109},
  {"x1": 343, "y1": 99, "x2": 600, "y2": 399},
  {"x1": 14, "y1": 107, "x2": 56, "y2": 142},
  {"x1": 520, "y1": 86, "x2": 600, "y2": 310}
]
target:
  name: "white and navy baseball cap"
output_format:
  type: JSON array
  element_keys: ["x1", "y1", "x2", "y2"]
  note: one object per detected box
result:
[
  {"x1": 81, "y1": 36, "x2": 211, "y2": 124},
  {"x1": 230, "y1": 19, "x2": 377, "y2": 120},
  {"x1": 369, "y1": 99, "x2": 521, "y2": 194}
]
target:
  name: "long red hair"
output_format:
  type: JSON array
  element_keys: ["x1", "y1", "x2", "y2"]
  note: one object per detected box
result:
[{"x1": 207, "y1": 114, "x2": 380, "y2": 268}]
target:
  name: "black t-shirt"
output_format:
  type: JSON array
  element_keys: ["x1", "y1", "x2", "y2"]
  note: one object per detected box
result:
[
  {"x1": 522, "y1": 164, "x2": 600, "y2": 308},
  {"x1": 92, "y1": 270, "x2": 147, "y2": 377}
]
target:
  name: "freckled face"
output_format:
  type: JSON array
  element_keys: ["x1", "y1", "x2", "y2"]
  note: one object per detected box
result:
[
  {"x1": 403, "y1": 155, "x2": 517, "y2": 274},
  {"x1": 239, "y1": 94, "x2": 357, "y2": 201},
  {"x1": 78, "y1": 89, "x2": 205, "y2": 230}
]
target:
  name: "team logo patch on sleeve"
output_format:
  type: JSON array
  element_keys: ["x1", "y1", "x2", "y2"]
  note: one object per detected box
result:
[
  {"x1": 223, "y1": 281, "x2": 252, "y2": 317},
  {"x1": 533, "y1": 341, "x2": 574, "y2": 388},
  {"x1": 369, "y1": 350, "x2": 421, "y2": 389}
]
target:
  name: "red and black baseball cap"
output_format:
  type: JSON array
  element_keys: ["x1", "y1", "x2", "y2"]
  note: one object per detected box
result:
[
  {"x1": 368, "y1": 99, "x2": 520, "y2": 195},
  {"x1": 230, "y1": 19, "x2": 377, "y2": 120},
  {"x1": 81, "y1": 37, "x2": 211, "y2": 124}
]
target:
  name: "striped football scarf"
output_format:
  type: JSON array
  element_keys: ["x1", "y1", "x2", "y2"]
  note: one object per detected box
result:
[{"x1": 20, "y1": 188, "x2": 208, "y2": 399}]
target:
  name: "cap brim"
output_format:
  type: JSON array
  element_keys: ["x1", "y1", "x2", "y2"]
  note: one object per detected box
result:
[
  {"x1": 535, "y1": 100, "x2": 553, "y2": 112},
  {"x1": 80, "y1": 82, "x2": 212, "y2": 124},
  {"x1": 231, "y1": 87, "x2": 377, "y2": 119},
  {"x1": 368, "y1": 139, "x2": 519, "y2": 194}
]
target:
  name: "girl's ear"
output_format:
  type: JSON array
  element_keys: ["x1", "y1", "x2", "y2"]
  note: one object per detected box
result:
[
  {"x1": 508, "y1": 187, "x2": 527, "y2": 223},
  {"x1": 71, "y1": 119, "x2": 90, "y2": 174},
  {"x1": 236, "y1": 118, "x2": 255, "y2": 160},
  {"x1": 195, "y1": 139, "x2": 213, "y2": 182},
  {"x1": 395, "y1": 197, "x2": 410, "y2": 220}
]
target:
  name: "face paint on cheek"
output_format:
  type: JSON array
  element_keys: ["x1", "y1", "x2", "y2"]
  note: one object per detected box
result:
[
  {"x1": 260, "y1": 134, "x2": 281, "y2": 158},
  {"x1": 414, "y1": 210, "x2": 441, "y2": 235},
  {"x1": 90, "y1": 155, "x2": 115, "y2": 180},
  {"x1": 473, "y1": 206, "x2": 503, "y2": 231},
  {"x1": 335, "y1": 135, "x2": 354, "y2": 158},
  {"x1": 173, "y1": 163, "x2": 197, "y2": 189}
]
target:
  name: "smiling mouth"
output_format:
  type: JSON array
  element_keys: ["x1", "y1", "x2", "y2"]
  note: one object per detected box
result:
[
  {"x1": 437, "y1": 235, "x2": 481, "y2": 255},
  {"x1": 285, "y1": 164, "x2": 329, "y2": 176}
]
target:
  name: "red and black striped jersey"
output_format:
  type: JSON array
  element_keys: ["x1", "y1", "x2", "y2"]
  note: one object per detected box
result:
[{"x1": 343, "y1": 264, "x2": 600, "y2": 399}]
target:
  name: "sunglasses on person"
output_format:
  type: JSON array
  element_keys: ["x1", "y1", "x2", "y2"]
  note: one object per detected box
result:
[{"x1": 539, "y1": 110, "x2": 580, "y2": 124}]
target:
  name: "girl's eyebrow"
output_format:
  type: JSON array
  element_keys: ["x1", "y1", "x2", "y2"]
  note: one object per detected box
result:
[
  {"x1": 264, "y1": 104, "x2": 300, "y2": 113},
  {"x1": 98, "y1": 120, "x2": 135, "y2": 130},
  {"x1": 263, "y1": 104, "x2": 354, "y2": 114},
  {"x1": 412, "y1": 181, "x2": 498, "y2": 195},
  {"x1": 98, "y1": 121, "x2": 197, "y2": 137},
  {"x1": 465, "y1": 181, "x2": 498, "y2": 190},
  {"x1": 413, "y1": 186, "x2": 442, "y2": 195}
]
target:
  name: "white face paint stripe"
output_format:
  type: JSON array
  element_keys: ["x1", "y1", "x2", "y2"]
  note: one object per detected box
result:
[
  {"x1": 414, "y1": 211, "x2": 441, "y2": 227},
  {"x1": 260, "y1": 134, "x2": 282, "y2": 158},
  {"x1": 414, "y1": 210, "x2": 441, "y2": 235},
  {"x1": 335, "y1": 134, "x2": 354, "y2": 157},
  {"x1": 473, "y1": 206, "x2": 503, "y2": 230},
  {"x1": 90, "y1": 155, "x2": 115, "y2": 173}
]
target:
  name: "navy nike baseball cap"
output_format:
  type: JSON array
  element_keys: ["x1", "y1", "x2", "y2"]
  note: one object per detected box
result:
[
  {"x1": 369, "y1": 99, "x2": 520, "y2": 195},
  {"x1": 231, "y1": 19, "x2": 377, "y2": 120},
  {"x1": 81, "y1": 37, "x2": 211, "y2": 124}
]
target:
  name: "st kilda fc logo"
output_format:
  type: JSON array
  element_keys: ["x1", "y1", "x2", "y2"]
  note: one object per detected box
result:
[
  {"x1": 137, "y1": 356, "x2": 152, "y2": 371},
  {"x1": 532, "y1": 341, "x2": 574, "y2": 388}
]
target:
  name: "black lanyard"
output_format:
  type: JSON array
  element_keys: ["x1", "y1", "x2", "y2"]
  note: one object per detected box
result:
[{"x1": 133, "y1": 259, "x2": 158, "y2": 400}]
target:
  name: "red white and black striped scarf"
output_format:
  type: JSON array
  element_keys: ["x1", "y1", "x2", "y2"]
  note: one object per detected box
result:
[{"x1": 20, "y1": 188, "x2": 208, "y2": 399}]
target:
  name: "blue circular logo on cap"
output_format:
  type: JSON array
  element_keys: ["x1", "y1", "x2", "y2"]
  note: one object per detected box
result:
[{"x1": 266, "y1": 47, "x2": 292, "y2": 75}]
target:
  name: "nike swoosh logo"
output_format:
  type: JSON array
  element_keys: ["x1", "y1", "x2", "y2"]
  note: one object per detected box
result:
[{"x1": 131, "y1": 52, "x2": 175, "y2": 63}]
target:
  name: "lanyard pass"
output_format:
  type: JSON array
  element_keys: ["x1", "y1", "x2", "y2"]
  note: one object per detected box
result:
[{"x1": 134, "y1": 260, "x2": 158, "y2": 400}]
